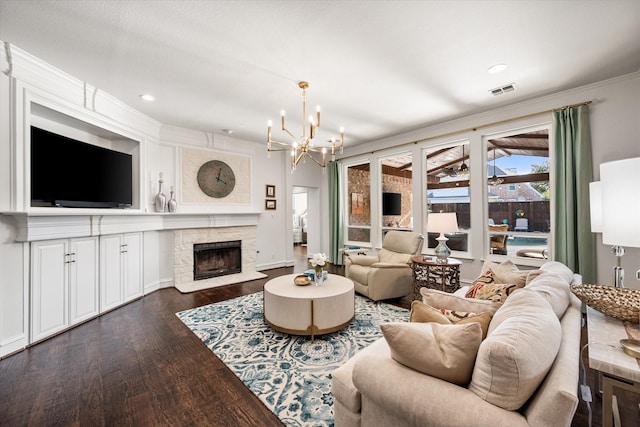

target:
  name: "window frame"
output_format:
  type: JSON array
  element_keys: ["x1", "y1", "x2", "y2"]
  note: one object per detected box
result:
[
  {"x1": 378, "y1": 150, "x2": 414, "y2": 243},
  {"x1": 343, "y1": 159, "x2": 372, "y2": 248},
  {"x1": 423, "y1": 140, "x2": 473, "y2": 260},
  {"x1": 482, "y1": 124, "x2": 553, "y2": 267}
]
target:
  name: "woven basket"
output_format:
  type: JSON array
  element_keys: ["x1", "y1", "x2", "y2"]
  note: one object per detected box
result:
[{"x1": 570, "y1": 284, "x2": 640, "y2": 323}]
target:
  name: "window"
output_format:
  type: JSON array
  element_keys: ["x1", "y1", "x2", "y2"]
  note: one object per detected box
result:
[
  {"x1": 379, "y1": 152, "x2": 413, "y2": 240},
  {"x1": 345, "y1": 162, "x2": 371, "y2": 244},
  {"x1": 424, "y1": 142, "x2": 470, "y2": 254},
  {"x1": 486, "y1": 128, "x2": 550, "y2": 260}
]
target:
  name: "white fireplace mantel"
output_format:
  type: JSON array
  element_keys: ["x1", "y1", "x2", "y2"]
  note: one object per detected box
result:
[{"x1": 1, "y1": 211, "x2": 262, "y2": 242}]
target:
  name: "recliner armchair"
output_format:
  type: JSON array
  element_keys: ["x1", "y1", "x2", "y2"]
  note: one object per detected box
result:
[{"x1": 345, "y1": 230, "x2": 424, "y2": 301}]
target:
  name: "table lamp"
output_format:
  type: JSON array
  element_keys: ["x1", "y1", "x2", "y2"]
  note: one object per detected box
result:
[
  {"x1": 427, "y1": 212, "x2": 459, "y2": 262},
  {"x1": 590, "y1": 180, "x2": 623, "y2": 286},
  {"x1": 598, "y1": 157, "x2": 640, "y2": 288}
]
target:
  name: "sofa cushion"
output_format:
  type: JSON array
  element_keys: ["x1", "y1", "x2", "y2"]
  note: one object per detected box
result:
[
  {"x1": 469, "y1": 289, "x2": 561, "y2": 410},
  {"x1": 524, "y1": 269, "x2": 544, "y2": 285},
  {"x1": 421, "y1": 288, "x2": 502, "y2": 314},
  {"x1": 330, "y1": 338, "x2": 390, "y2": 414},
  {"x1": 381, "y1": 321, "x2": 482, "y2": 386},
  {"x1": 524, "y1": 261, "x2": 574, "y2": 318},
  {"x1": 410, "y1": 300, "x2": 493, "y2": 339}
]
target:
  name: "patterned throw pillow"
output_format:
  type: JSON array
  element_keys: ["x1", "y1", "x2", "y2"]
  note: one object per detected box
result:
[
  {"x1": 410, "y1": 300, "x2": 493, "y2": 339},
  {"x1": 472, "y1": 269, "x2": 495, "y2": 285},
  {"x1": 465, "y1": 283, "x2": 518, "y2": 303},
  {"x1": 440, "y1": 308, "x2": 478, "y2": 323}
]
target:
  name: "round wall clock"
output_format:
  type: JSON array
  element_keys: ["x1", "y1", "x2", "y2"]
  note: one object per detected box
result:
[{"x1": 197, "y1": 160, "x2": 236, "y2": 198}]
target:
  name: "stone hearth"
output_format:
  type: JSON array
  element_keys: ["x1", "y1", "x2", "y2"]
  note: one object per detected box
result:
[{"x1": 174, "y1": 226, "x2": 266, "y2": 293}]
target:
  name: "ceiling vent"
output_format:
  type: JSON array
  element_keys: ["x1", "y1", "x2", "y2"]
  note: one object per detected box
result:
[{"x1": 489, "y1": 83, "x2": 516, "y2": 96}]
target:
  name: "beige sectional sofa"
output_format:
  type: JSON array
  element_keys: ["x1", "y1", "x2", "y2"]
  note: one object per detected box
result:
[{"x1": 331, "y1": 261, "x2": 582, "y2": 427}]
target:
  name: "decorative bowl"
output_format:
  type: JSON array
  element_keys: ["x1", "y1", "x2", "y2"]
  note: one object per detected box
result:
[
  {"x1": 294, "y1": 275, "x2": 311, "y2": 286},
  {"x1": 570, "y1": 284, "x2": 640, "y2": 323}
]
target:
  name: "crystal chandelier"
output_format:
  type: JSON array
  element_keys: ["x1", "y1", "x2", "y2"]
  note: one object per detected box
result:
[{"x1": 267, "y1": 81, "x2": 344, "y2": 172}]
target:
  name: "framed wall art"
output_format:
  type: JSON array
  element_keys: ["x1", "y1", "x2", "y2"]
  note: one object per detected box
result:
[
  {"x1": 266, "y1": 184, "x2": 276, "y2": 198},
  {"x1": 265, "y1": 199, "x2": 277, "y2": 210}
]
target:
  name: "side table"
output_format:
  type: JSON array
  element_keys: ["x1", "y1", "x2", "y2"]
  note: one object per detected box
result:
[
  {"x1": 411, "y1": 256, "x2": 461, "y2": 300},
  {"x1": 587, "y1": 306, "x2": 640, "y2": 427}
]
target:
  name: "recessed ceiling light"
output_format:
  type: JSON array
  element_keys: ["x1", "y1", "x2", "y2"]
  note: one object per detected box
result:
[
  {"x1": 488, "y1": 63, "x2": 507, "y2": 74},
  {"x1": 139, "y1": 94, "x2": 155, "y2": 102},
  {"x1": 222, "y1": 129, "x2": 233, "y2": 135}
]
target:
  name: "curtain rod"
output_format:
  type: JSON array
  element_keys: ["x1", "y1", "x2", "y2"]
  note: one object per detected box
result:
[{"x1": 339, "y1": 100, "x2": 592, "y2": 160}]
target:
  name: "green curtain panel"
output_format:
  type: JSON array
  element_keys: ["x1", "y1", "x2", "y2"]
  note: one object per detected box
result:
[
  {"x1": 552, "y1": 105, "x2": 596, "y2": 283},
  {"x1": 328, "y1": 161, "x2": 344, "y2": 265}
]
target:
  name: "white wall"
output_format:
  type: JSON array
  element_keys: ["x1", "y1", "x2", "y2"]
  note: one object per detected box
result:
[{"x1": 338, "y1": 72, "x2": 640, "y2": 288}]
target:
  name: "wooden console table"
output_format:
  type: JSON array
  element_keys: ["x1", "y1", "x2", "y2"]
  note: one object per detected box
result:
[{"x1": 411, "y1": 256, "x2": 461, "y2": 300}]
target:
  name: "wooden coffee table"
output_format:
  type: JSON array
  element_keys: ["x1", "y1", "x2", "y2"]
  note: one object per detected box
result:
[{"x1": 263, "y1": 273, "x2": 355, "y2": 340}]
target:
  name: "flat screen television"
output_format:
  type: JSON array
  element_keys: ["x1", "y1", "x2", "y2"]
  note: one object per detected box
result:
[
  {"x1": 31, "y1": 126, "x2": 133, "y2": 208},
  {"x1": 382, "y1": 192, "x2": 401, "y2": 215}
]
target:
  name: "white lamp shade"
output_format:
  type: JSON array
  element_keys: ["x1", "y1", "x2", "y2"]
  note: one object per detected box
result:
[
  {"x1": 601, "y1": 157, "x2": 640, "y2": 247},
  {"x1": 589, "y1": 181, "x2": 602, "y2": 233},
  {"x1": 427, "y1": 212, "x2": 459, "y2": 236}
]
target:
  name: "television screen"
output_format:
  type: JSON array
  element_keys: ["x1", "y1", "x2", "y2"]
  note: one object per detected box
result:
[
  {"x1": 31, "y1": 126, "x2": 133, "y2": 208},
  {"x1": 382, "y1": 192, "x2": 401, "y2": 215}
]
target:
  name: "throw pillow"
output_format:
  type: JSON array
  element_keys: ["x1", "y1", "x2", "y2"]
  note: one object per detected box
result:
[
  {"x1": 455, "y1": 312, "x2": 493, "y2": 340},
  {"x1": 481, "y1": 259, "x2": 529, "y2": 288},
  {"x1": 409, "y1": 300, "x2": 449, "y2": 324},
  {"x1": 410, "y1": 300, "x2": 493, "y2": 339},
  {"x1": 381, "y1": 322, "x2": 482, "y2": 386},
  {"x1": 465, "y1": 283, "x2": 518, "y2": 303},
  {"x1": 472, "y1": 269, "x2": 495, "y2": 286},
  {"x1": 440, "y1": 308, "x2": 478, "y2": 323},
  {"x1": 421, "y1": 288, "x2": 502, "y2": 314}
]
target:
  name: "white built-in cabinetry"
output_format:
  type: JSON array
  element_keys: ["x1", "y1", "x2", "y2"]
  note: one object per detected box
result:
[
  {"x1": 31, "y1": 236, "x2": 99, "y2": 342},
  {"x1": 100, "y1": 233, "x2": 143, "y2": 312},
  {"x1": 30, "y1": 232, "x2": 143, "y2": 344}
]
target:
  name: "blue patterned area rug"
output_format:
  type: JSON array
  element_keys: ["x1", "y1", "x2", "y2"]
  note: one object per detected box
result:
[{"x1": 176, "y1": 291, "x2": 408, "y2": 427}]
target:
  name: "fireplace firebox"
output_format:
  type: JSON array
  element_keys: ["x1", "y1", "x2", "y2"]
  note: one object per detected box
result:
[{"x1": 193, "y1": 240, "x2": 242, "y2": 280}]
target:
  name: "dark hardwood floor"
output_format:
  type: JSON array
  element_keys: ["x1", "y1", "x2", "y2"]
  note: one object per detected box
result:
[{"x1": 0, "y1": 245, "x2": 636, "y2": 426}]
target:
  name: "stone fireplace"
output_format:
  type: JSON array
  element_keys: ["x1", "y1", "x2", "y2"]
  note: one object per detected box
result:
[
  {"x1": 174, "y1": 225, "x2": 266, "y2": 293},
  {"x1": 193, "y1": 240, "x2": 242, "y2": 280}
]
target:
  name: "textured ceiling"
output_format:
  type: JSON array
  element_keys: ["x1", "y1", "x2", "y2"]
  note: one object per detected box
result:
[{"x1": 1, "y1": 1, "x2": 639, "y2": 149}]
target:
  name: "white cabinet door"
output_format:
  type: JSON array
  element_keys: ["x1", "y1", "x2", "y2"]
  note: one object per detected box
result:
[
  {"x1": 100, "y1": 233, "x2": 142, "y2": 312},
  {"x1": 123, "y1": 232, "x2": 143, "y2": 302},
  {"x1": 69, "y1": 237, "x2": 99, "y2": 325},
  {"x1": 100, "y1": 234, "x2": 124, "y2": 312},
  {"x1": 31, "y1": 240, "x2": 68, "y2": 342}
]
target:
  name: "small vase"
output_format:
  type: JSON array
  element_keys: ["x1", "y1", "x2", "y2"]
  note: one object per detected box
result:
[
  {"x1": 314, "y1": 268, "x2": 324, "y2": 286},
  {"x1": 155, "y1": 180, "x2": 166, "y2": 213},
  {"x1": 168, "y1": 188, "x2": 177, "y2": 213}
]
